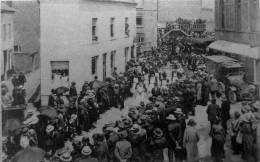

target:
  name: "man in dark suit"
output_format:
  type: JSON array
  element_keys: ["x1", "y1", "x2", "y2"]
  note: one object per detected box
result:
[
  {"x1": 152, "y1": 84, "x2": 161, "y2": 97},
  {"x1": 206, "y1": 99, "x2": 220, "y2": 135}
]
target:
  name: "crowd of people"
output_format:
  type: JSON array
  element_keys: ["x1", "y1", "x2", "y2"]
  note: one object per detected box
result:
[
  {"x1": 2, "y1": 40, "x2": 259, "y2": 162},
  {"x1": 1, "y1": 72, "x2": 27, "y2": 107}
]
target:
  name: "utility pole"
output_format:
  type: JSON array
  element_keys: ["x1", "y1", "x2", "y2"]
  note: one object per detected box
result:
[{"x1": 157, "y1": 0, "x2": 159, "y2": 21}]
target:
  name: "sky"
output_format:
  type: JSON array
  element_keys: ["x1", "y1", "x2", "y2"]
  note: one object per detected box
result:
[{"x1": 201, "y1": 0, "x2": 214, "y2": 9}]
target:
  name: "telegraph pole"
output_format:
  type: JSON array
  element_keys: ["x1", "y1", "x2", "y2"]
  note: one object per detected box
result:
[{"x1": 157, "y1": 0, "x2": 159, "y2": 21}]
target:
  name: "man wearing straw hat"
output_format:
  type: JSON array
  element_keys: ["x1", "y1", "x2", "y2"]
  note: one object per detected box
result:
[
  {"x1": 129, "y1": 124, "x2": 147, "y2": 162},
  {"x1": 165, "y1": 114, "x2": 182, "y2": 162},
  {"x1": 114, "y1": 130, "x2": 132, "y2": 162},
  {"x1": 148, "y1": 128, "x2": 168, "y2": 162},
  {"x1": 75, "y1": 146, "x2": 98, "y2": 162}
]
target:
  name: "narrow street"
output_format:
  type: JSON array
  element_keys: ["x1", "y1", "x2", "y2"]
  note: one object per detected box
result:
[
  {"x1": 2, "y1": 1, "x2": 259, "y2": 162},
  {"x1": 90, "y1": 90, "x2": 244, "y2": 162}
]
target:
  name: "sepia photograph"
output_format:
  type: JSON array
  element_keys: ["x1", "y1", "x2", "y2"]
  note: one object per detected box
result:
[{"x1": 1, "y1": 0, "x2": 260, "y2": 162}]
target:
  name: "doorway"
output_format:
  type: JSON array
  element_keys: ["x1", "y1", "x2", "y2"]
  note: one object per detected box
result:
[
  {"x1": 3, "y1": 50, "x2": 7, "y2": 79},
  {"x1": 103, "y1": 53, "x2": 107, "y2": 81},
  {"x1": 125, "y1": 47, "x2": 129, "y2": 71}
]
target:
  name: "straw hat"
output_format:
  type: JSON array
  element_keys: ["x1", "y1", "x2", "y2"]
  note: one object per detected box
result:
[
  {"x1": 130, "y1": 124, "x2": 141, "y2": 134},
  {"x1": 166, "y1": 114, "x2": 176, "y2": 121},
  {"x1": 153, "y1": 128, "x2": 164, "y2": 139},
  {"x1": 81, "y1": 146, "x2": 92, "y2": 156},
  {"x1": 59, "y1": 152, "x2": 72, "y2": 162},
  {"x1": 174, "y1": 108, "x2": 183, "y2": 114},
  {"x1": 23, "y1": 115, "x2": 39, "y2": 126},
  {"x1": 46, "y1": 125, "x2": 54, "y2": 133},
  {"x1": 122, "y1": 118, "x2": 133, "y2": 129}
]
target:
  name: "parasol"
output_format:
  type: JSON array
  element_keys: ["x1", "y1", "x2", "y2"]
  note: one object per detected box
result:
[
  {"x1": 4, "y1": 118, "x2": 21, "y2": 134},
  {"x1": 11, "y1": 147, "x2": 45, "y2": 162},
  {"x1": 91, "y1": 80, "x2": 106, "y2": 89},
  {"x1": 40, "y1": 106, "x2": 58, "y2": 119},
  {"x1": 55, "y1": 86, "x2": 69, "y2": 95}
]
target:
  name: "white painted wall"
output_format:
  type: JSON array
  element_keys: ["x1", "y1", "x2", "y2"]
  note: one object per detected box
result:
[
  {"x1": 40, "y1": 0, "x2": 136, "y2": 105},
  {"x1": 136, "y1": 0, "x2": 158, "y2": 51},
  {"x1": 1, "y1": 12, "x2": 14, "y2": 78}
]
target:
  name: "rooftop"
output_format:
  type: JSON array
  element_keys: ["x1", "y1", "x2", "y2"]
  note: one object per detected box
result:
[
  {"x1": 92, "y1": 0, "x2": 137, "y2": 5},
  {"x1": 1, "y1": 2, "x2": 16, "y2": 12}
]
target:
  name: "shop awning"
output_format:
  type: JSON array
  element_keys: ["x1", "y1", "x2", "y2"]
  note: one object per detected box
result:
[{"x1": 208, "y1": 40, "x2": 259, "y2": 59}]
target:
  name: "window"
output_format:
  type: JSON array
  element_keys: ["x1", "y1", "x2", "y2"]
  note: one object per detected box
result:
[
  {"x1": 241, "y1": 0, "x2": 249, "y2": 31},
  {"x1": 250, "y1": 0, "x2": 259, "y2": 32},
  {"x1": 92, "y1": 18, "x2": 98, "y2": 41},
  {"x1": 110, "y1": 18, "x2": 115, "y2": 37},
  {"x1": 110, "y1": 51, "x2": 116, "y2": 73},
  {"x1": 50, "y1": 61, "x2": 69, "y2": 88},
  {"x1": 131, "y1": 45, "x2": 135, "y2": 58},
  {"x1": 125, "y1": 17, "x2": 129, "y2": 36},
  {"x1": 220, "y1": 0, "x2": 225, "y2": 29},
  {"x1": 236, "y1": 0, "x2": 242, "y2": 31},
  {"x1": 223, "y1": 0, "x2": 235, "y2": 30},
  {"x1": 8, "y1": 24, "x2": 11, "y2": 40},
  {"x1": 3, "y1": 24, "x2": 6, "y2": 40},
  {"x1": 125, "y1": 47, "x2": 129, "y2": 65},
  {"x1": 136, "y1": 17, "x2": 143, "y2": 26},
  {"x1": 91, "y1": 56, "x2": 98, "y2": 75},
  {"x1": 136, "y1": 33, "x2": 145, "y2": 42}
]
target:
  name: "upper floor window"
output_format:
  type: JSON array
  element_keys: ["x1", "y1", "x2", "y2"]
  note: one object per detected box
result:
[
  {"x1": 92, "y1": 18, "x2": 98, "y2": 41},
  {"x1": 8, "y1": 24, "x2": 11, "y2": 40},
  {"x1": 137, "y1": 33, "x2": 145, "y2": 42},
  {"x1": 136, "y1": 17, "x2": 143, "y2": 26},
  {"x1": 3, "y1": 24, "x2": 6, "y2": 40},
  {"x1": 110, "y1": 18, "x2": 115, "y2": 37},
  {"x1": 91, "y1": 56, "x2": 98, "y2": 75},
  {"x1": 125, "y1": 17, "x2": 129, "y2": 36}
]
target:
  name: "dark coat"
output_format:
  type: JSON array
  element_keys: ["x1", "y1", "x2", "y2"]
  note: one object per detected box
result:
[
  {"x1": 166, "y1": 122, "x2": 182, "y2": 149},
  {"x1": 48, "y1": 95, "x2": 56, "y2": 107},
  {"x1": 152, "y1": 87, "x2": 161, "y2": 97},
  {"x1": 12, "y1": 77, "x2": 19, "y2": 87},
  {"x1": 206, "y1": 104, "x2": 220, "y2": 122},
  {"x1": 69, "y1": 86, "x2": 78, "y2": 96},
  {"x1": 18, "y1": 74, "x2": 26, "y2": 85},
  {"x1": 221, "y1": 100, "x2": 230, "y2": 121}
]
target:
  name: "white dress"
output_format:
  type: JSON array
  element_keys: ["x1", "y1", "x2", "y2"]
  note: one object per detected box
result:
[
  {"x1": 144, "y1": 74, "x2": 149, "y2": 91},
  {"x1": 136, "y1": 84, "x2": 145, "y2": 103},
  {"x1": 149, "y1": 76, "x2": 155, "y2": 92}
]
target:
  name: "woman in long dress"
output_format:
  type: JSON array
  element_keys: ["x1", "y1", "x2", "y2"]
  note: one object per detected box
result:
[
  {"x1": 144, "y1": 73, "x2": 149, "y2": 93},
  {"x1": 149, "y1": 74, "x2": 156, "y2": 94},
  {"x1": 183, "y1": 119, "x2": 200, "y2": 162},
  {"x1": 135, "y1": 82, "x2": 145, "y2": 103},
  {"x1": 211, "y1": 120, "x2": 225, "y2": 162}
]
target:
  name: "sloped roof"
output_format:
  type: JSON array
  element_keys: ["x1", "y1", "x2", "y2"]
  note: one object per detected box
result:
[
  {"x1": 91, "y1": 0, "x2": 137, "y2": 5},
  {"x1": 1, "y1": 2, "x2": 16, "y2": 12}
]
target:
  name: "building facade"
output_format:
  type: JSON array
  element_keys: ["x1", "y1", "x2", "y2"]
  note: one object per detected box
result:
[
  {"x1": 200, "y1": 8, "x2": 215, "y2": 32},
  {"x1": 1, "y1": 3, "x2": 15, "y2": 80},
  {"x1": 40, "y1": 0, "x2": 136, "y2": 105},
  {"x1": 11, "y1": 0, "x2": 40, "y2": 72},
  {"x1": 212, "y1": 0, "x2": 260, "y2": 86},
  {"x1": 158, "y1": 0, "x2": 202, "y2": 22},
  {"x1": 135, "y1": 0, "x2": 158, "y2": 55}
]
